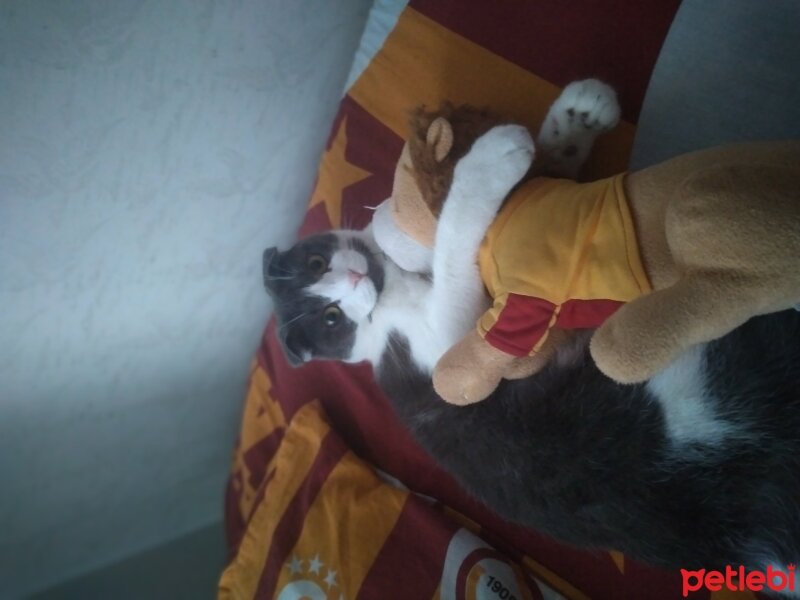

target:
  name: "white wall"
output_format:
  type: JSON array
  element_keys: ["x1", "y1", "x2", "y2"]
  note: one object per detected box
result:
[
  {"x1": 630, "y1": 0, "x2": 800, "y2": 169},
  {"x1": 0, "y1": 0, "x2": 370, "y2": 596}
]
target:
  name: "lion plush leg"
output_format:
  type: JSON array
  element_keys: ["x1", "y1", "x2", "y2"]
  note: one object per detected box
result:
[
  {"x1": 434, "y1": 327, "x2": 574, "y2": 404},
  {"x1": 433, "y1": 330, "x2": 513, "y2": 405},
  {"x1": 591, "y1": 272, "x2": 775, "y2": 383},
  {"x1": 594, "y1": 143, "x2": 800, "y2": 384}
]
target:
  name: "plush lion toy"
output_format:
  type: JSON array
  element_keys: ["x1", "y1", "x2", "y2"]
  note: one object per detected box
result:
[{"x1": 373, "y1": 102, "x2": 800, "y2": 406}]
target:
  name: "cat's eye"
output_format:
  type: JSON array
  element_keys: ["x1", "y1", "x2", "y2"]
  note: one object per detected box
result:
[
  {"x1": 306, "y1": 254, "x2": 327, "y2": 275},
  {"x1": 323, "y1": 305, "x2": 342, "y2": 327}
]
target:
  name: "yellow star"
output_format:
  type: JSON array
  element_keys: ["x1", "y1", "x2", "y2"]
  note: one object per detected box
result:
[
  {"x1": 609, "y1": 550, "x2": 625, "y2": 574},
  {"x1": 308, "y1": 116, "x2": 372, "y2": 228}
]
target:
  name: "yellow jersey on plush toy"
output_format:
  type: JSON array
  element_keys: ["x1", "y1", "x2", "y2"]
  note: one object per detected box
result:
[{"x1": 477, "y1": 174, "x2": 652, "y2": 356}]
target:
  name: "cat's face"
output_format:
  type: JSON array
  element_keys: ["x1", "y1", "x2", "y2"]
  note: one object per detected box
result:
[{"x1": 263, "y1": 231, "x2": 385, "y2": 365}]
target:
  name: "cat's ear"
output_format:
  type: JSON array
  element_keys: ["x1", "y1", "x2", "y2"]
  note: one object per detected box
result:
[{"x1": 262, "y1": 247, "x2": 279, "y2": 291}]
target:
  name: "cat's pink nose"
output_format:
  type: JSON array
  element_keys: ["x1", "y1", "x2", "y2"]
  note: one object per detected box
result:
[{"x1": 348, "y1": 270, "x2": 365, "y2": 287}]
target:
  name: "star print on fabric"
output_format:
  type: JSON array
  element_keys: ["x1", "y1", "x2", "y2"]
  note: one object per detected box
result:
[
  {"x1": 609, "y1": 550, "x2": 625, "y2": 574},
  {"x1": 324, "y1": 568, "x2": 338, "y2": 589},
  {"x1": 308, "y1": 554, "x2": 323, "y2": 575},
  {"x1": 286, "y1": 554, "x2": 303, "y2": 575},
  {"x1": 308, "y1": 116, "x2": 372, "y2": 228}
]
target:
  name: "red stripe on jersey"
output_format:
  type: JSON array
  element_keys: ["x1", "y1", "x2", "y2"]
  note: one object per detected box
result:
[
  {"x1": 556, "y1": 298, "x2": 624, "y2": 329},
  {"x1": 484, "y1": 294, "x2": 556, "y2": 357}
]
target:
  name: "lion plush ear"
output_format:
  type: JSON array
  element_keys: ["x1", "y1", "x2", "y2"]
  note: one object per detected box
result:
[
  {"x1": 407, "y1": 103, "x2": 502, "y2": 217},
  {"x1": 427, "y1": 117, "x2": 454, "y2": 162}
]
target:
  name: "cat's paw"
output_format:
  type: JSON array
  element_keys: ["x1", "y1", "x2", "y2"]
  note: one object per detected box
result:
[
  {"x1": 454, "y1": 125, "x2": 535, "y2": 202},
  {"x1": 555, "y1": 79, "x2": 621, "y2": 132},
  {"x1": 538, "y1": 79, "x2": 620, "y2": 177}
]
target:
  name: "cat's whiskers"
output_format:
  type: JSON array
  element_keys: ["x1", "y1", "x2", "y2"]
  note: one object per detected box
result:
[
  {"x1": 265, "y1": 274, "x2": 296, "y2": 281},
  {"x1": 268, "y1": 262, "x2": 300, "y2": 276},
  {"x1": 277, "y1": 310, "x2": 310, "y2": 332},
  {"x1": 387, "y1": 338, "x2": 403, "y2": 370},
  {"x1": 266, "y1": 262, "x2": 301, "y2": 282}
]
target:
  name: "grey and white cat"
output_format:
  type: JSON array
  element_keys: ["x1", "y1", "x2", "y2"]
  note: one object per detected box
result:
[
  {"x1": 265, "y1": 80, "x2": 619, "y2": 374},
  {"x1": 264, "y1": 125, "x2": 532, "y2": 372},
  {"x1": 263, "y1": 81, "x2": 800, "y2": 575}
]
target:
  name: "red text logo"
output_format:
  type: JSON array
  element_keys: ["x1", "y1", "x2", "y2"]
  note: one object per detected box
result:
[{"x1": 681, "y1": 564, "x2": 795, "y2": 597}]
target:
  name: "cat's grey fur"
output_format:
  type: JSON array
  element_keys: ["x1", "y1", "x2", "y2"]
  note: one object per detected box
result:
[{"x1": 378, "y1": 314, "x2": 800, "y2": 570}]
